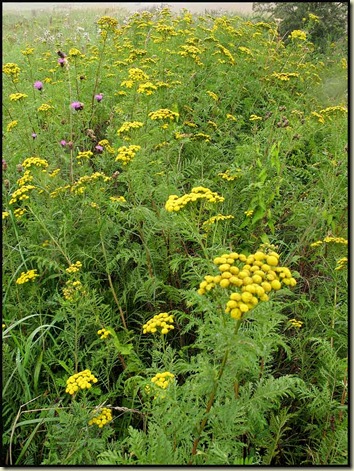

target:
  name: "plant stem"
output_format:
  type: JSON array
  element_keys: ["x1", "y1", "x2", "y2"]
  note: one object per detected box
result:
[
  {"x1": 189, "y1": 319, "x2": 242, "y2": 463},
  {"x1": 99, "y1": 232, "x2": 127, "y2": 330}
]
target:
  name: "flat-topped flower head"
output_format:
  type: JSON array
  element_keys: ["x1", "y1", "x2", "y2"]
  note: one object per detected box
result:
[{"x1": 95, "y1": 93, "x2": 103, "y2": 102}]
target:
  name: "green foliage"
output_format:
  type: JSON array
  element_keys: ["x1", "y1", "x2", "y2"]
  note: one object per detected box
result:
[
  {"x1": 253, "y1": 2, "x2": 348, "y2": 51},
  {"x1": 2, "y1": 3, "x2": 348, "y2": 466}
]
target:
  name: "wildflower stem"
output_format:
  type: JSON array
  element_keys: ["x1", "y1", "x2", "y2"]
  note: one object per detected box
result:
[
  {"x1": 330, "y1": 285, "x2": 337, "y2": 349},
  {"x1": 99, "y1": 232, "x2": 127, "y2": 330},
  {"x1": 26, "y1": 206, "x2": 71, "y2": 265},
  {"x1": 88, "y1": 35, "x2": 107, "y2": 128},
  {"x1": 189, "y1": 319, "x2": 242, "y2": 463}
]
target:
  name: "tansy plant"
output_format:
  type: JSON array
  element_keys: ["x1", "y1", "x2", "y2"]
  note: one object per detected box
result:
[{"x1": 198, "y1": 246, "x2": 297, "y2": 320}]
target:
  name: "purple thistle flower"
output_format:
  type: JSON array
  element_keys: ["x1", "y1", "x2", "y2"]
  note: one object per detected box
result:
[
  {"x1": 95, "y1": 145, "x2": 104, "y2": 153},
  {"x1": 60, "y1": 140, "x2": 67, "y2": 147},
  {"x1": 32, "y1": 133, "x2": 37, "y2": 139},
  {"x1": 70, "y1": 101, "x2": 84, "y2": 111},
  {"x1": 95, "y1": 93, "x2": 103, "y2": 102},
  {"x1": 34, "y1": 81, "x2": 43, "y2": 91},
  {"x1": 58, "y1": 58, "x2": 66, "y2": 67}
]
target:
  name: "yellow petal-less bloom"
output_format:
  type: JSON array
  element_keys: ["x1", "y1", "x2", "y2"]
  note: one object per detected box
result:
[
  {"x1": 148, "y1": 108, "x2": 179, "y2": 121},
  {"x1": 97, "y1": 328, "x2": 111, "y2": 339},
  {"x1": 143, "y1": 313, "x2": 174, "y2": 334},
  {"x1": 289, "y1": 30, "x2": 307, "y2": 41},
  {"x1": 66, "y1": 261, "x2": 82, "y2": 274},
  {"x1": 6, "y1": 120, "x2": 18, "y2": 132},
  {"x1": 16, "y1": 269, "x2": 39, "y2": 284},
  {"x1": 65, "y1": 369, "x2": 98, "y2": 395},
  {"x1": 88, "y1": 407, "x2": 113, "y2": 427},
  {"x1": 165, "y1": 187, "x2": 224, "y2": 212},
  {"x1": 199, "y1": 245, "x2": 297, "y2": 320},
  {"x1": 9, "y1": 93, "x2": 28, "y2": 101}
]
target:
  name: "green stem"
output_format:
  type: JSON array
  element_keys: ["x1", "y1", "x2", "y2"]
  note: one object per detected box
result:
[
  {"x1": 88, "y1": 35, "x2": 107, "y2": 128},
  {"x1": 26, "y1": 206, "x2": 71, "y2": 265},
  {"x1": 189, "y1": 319, "x2": 242, "y2": 463},
  {"x1": 330, "y1": 285, "x2": 337, "y2": 349},
  {"x1": 99, "y1": 231, "x2": 127, "y2": 330}
]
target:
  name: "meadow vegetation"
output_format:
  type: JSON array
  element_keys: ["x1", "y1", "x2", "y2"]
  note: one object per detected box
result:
[{"x1": 2, "y1": 5, "x2": 348, "y2": 465}]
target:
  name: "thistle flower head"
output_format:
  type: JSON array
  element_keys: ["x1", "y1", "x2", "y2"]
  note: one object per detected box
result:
[
  {"x1": 34, "y1": 81, "x2": 43, "y2": 91},
  {"x1": 71, "y1": 101, "x2": 84, "y2": 111}
]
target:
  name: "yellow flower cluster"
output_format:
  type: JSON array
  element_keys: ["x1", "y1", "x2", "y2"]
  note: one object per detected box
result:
[
  {"x1": 198, "y1": 248, "x2": 297, "y2": 320},
  {"x1": 341, "y1": 58, "x2": 347, "y2": 70},
  {"x1": 22, "y1": 157, "x2": 49, "y2": 169},
  {"x1": 245, "y1": 210, "x2": 254, "y2": 217},
  {"x1": 143, "y1": 312, "x2": 174, "y2": 335},
  {"x1": 178, "y1": 44, "x2": 203, "y2": 62},
  {"x1": 65, "y1": 369, "x2": 98, "y2": 395},
  {"x1": 49, "y1": 169, "x2": 61, "y2": 178},
  {"x1": 311, "y1": 111, "x2": 325, "y2": 124},
  {"x1": 154, "y1": 24, "x2": 177, "y2": 35},
  {"x1": 308, "y1": 13, "x2": 320, "y2": 23},
  {"x1": 137, "y1": 82, "x2": 158, "y2": 95},
  {"x1": 77, "y1": 151, "x2": 93, "y2": 161},
  {"x1": 120, "y1": 80, "x2": 134, "y2": 89},
  {"x1": 66, "y1": 261, "x2": 82, "y2": 274},
  {"x1": 271, "y1": 72, "x2": 299, "y2": 81},
  {"x1": 207, "y1": 91, "x2": 219, "y2": 101},
  {"x1": 98, "y1": 139, "x2": 115, "y2": 154},
  {"x1": 6, "y1": 120, "x2": 18, "y2": 132},
  {"x1": 69, "y1": 48, "x2": 83, "y2": 57},
  {"x1": 97, "y1": 15, "x2": 119, "y2": 29},
  {"x1": 70, "y1": 172, "x2": 111, "y2": 195},
  {"x1": 165, "y1": 187, "x2": 224, "y2": 212},
  {"x1": 14, "y1": 208, "x2": 26, "y2": 218},
  {"x1": 218, "y1": 169, "x2": 242, "y2": 181},
  {"x1": 115, "y1": 145, "x2": 141, "y2": 164},
  {"x1": 310, "y1": 236, "x2": 348, "y2": 247},
  {"x1": 37, "y1": 103, "x2": 53, "y2": 112},
  {"x1": 50, "y1": 185, "x2": 71, "y2": 198},
  {"x1": 192, "y1": 132, "x2": 211, "y2": 140},
  {"x1": 21, "y1": 47, "x2": 35, "y2": 55},
  {"x1": 335, "y1": 257, "x2": 348, "y2": 271},
  {"x1": 88, "y1": 408, "x2": 113, "y2": 427},
  {"x1": 128, "y1": 67, "x2": 149, "y2": 81},
  {"x1": 289, "y1": 30, "x2": 307, "y2": 41},
  {"x1": 17, "y1": 171, "x2": 33, "y2": 187},
  {"x1": 238, "y1": 46, "x2": 253, "y2": 56},
  {"x1": 2, "y1": 211, "x2": 10, "y2": 220},
  {"x1": 3, "y1": 63, "x2": 20, "y2": 82},
  {"x1": 117, "y1": 121, "x2": 144, "y2": 135},
  {"x1": 62, "y1": 280, "x2": 85, "y2": 301},
  {"x1": 249, "y1": 114, "x2": 263, "y2": 121},
  {"x1": 97, "y1": 328, "x2": 111, "y2": 339},
  {"x1": 151, "y1": 372, "x2": 175, "y2": 389},
  {"x1": 289, "y1": 318, "x2": 303, "y2": 328},
  {"x1": 319, "y1": 106, "x2": 348, "y2": 115},
  {"x1": 110, "y1": 196, "x2": 126, "y2": 203},
  {"x1": 9, "y1": 185, "x2": 36, "y2": 205},
  {"x1": 16, "y1": 269, "x2": 39, "y2": 284},
  {"x1": 9, "y1": 93, "x2": 28, "y2": 102},
  {"x1": 148, "y1": 108, "x2": 179, "y2": 121},
  {"x1": 215, "y1": 44, "x2": 235, "y2": 65},
  {"x1": 202, "y1": 214, "x2": 234, "y2": 229}
]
